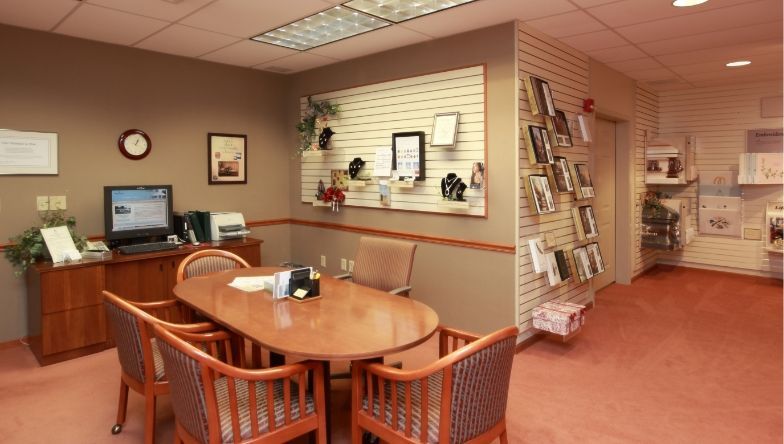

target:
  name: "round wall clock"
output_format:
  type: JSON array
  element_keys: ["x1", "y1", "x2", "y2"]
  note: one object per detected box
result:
[{"x1": 118, "y1": 129, "x2": 151, "y2": 160}]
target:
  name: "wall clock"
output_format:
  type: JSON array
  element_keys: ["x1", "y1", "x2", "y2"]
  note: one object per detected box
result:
[{"x1": 118, "y1": 129, "x2": 151, "y2": 160}]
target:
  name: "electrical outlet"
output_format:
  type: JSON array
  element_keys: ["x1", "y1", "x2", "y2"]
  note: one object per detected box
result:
[
  {"x1": 36, "y1": 196, "x2": 49, "y2": 211},
  {"x1": 348, "y1": 260, "x2": 355, "y2": 272},
  {"x1": 340, "y1": 258, "x2": 347, "y2": 271},
  {"x1": 320, "y1": 255, "x2": 326, "y2": 267},
  {"x1": 49, "y1": 195, "x2": 66, "y2": 210}
]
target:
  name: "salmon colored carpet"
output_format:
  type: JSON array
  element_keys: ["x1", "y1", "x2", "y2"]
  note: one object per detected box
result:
[{"x1": 0, "y1": 266, "x2": 780, "y2": 443}]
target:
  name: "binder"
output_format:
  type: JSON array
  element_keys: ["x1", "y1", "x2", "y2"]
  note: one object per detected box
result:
[
  {"x1": 188, "y1": 211, "x2": 206, "y2": 242},
  {"x1": 194, "y1": 211, "x2": 211, "y2": 241}
]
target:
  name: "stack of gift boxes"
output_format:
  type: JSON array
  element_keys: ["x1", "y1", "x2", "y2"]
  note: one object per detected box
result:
[{"x1": 532, "y1": 301, "x2": 586, "y2": 336}]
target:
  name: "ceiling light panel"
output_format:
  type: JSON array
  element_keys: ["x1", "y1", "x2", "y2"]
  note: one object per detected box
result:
[
  {"x1": 343, "y1": 0, "x2": 477, "y2": 23},
  {"x1": 252, "y1": 6, "x2": 389, "y2": 50}
]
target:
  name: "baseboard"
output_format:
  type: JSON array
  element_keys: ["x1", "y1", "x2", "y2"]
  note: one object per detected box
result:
[
  {"x1": 0, "y1": 337, "x2": 28, "y2": 350},
  {"x1": 654, "y1": 261, "x2": 783, "y2": 281}
]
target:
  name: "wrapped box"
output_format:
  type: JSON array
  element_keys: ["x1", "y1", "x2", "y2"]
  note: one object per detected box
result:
[
  {"x1": 533, "y1": 317, "x2": 581, "y2": 336},
  {"x1": 532, "y1": 301, "x2": 586, "y2": 335}
]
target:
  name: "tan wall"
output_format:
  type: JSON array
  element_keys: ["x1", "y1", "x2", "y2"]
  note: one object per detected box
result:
[
  {"x1": 0, "y1": 25, "x2": 293, "y2": 342},
  {"x1": 287, "y1": 23, "x2": 520, "y2": 334}
]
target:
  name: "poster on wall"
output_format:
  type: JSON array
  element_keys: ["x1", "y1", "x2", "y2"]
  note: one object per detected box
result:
[
  {"x1": 0, "y1": 129, "x2": 58, "y2": 175},
  {"x1": 208, "y1": 133, "x2": 246, "y2": 184},
  {"x1": 746, "y1": 129, "x2": 783, "y2": 153}
]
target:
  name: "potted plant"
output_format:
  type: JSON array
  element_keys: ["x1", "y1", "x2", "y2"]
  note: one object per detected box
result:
[
  {"x1": 295, "y1": 96, "x2": 340, "y2": 155},
  {"x1": 4, "y1": 210, "x2": 87, "y2": 275}
]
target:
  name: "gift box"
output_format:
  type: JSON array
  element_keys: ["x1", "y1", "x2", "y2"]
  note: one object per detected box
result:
[
  {"x1": 532, "y1": 301, "x2": 586, "y2": 335},
  {"x1": 533, "y1": 317, "x2": 581, "y2": 336}
]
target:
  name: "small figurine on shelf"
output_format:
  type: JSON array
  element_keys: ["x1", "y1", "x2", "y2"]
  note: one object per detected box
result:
[
  {"x1": 315, "y1": 180, "x2": 326, "y2": 201},
  {"x1": 322, "y1": 185, "x2": 346, "y2": 212}
]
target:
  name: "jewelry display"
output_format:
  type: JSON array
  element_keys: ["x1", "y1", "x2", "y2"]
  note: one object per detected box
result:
[
  {"x1": 318, "y1": 127, "x2": 335, "y2": 149},
  {"x1": 441, "y1": 173, "x2": 466, "y2": 201},
  {"x1": 348, "y1": 157, "x2": 366, "y2": 179}
]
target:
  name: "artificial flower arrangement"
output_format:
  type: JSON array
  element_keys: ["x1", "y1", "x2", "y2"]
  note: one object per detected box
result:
[
  {"x1": 322, "y1": 186, "x2": 346, "y2": 212},
  {"x1": 295, "y1": 96, "x2": 340, "y2": 156}
]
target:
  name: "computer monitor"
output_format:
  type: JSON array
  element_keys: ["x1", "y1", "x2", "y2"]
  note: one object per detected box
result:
[{"x1": 103, "y1": 185, "x2": 174, "y2": 243}]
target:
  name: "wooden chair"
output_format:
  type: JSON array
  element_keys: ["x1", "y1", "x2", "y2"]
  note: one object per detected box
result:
[
  {"x1": 152, "y1": 323, "x2": 328, "y2": 444},
  {"x1": 337, "y1": 236, "x2": 417, "y2": 297},
  {"x1": 176, "y1": 249, "x2": 251, "y2": 283},
  {"x1": 102, "y1": 290, "x2": 223, "y2": 444},
  {"x1": 351, "y1": 325, "x2": 518, "y2": 444}
]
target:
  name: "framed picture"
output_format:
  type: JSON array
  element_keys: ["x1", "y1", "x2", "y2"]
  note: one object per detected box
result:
[
  {"x1": 572, "y1": 163, "x2": 595, "y2": 198},
  {"x1": 391, "y1": 131, "x2": 425, "y2": 181},
  {"x1": 528, "y1": 174, "x2": 556, "y2": 214},
  {"x1": 0, "y1": 129, "x2": 58, "y2": 175},
  {"x1": 525, "y1": 125, "x2": 553, "y2": 165},
  {"x1": 470, "y1": 162, "x2": 484, "y2": 189},
  {"x1": 545, "y1": 251, "x2": 561, "y2": 286},
  {"x1": 330, "y1": 169, "x2": 349, "y2": 190},
  {"x1": 430, "y1": 112, "x2": 460, "y2": 147},
  {"x1": 208, "y1": 133, "x2": 246, "y2": 184},
  {"x1": 549, "y1": 109, "x2": 573, "y2": 147},
  {"x1": 578, "y1": 205, "x2": 599, "y2": 238},
  {"x1": 586, "y1": 242, "x2": 605, "y2": 275},
  {"x1": 571, "y1": 246, "x2": 593, "y2": 282},
  {"x1": 554, "y1": 250, "x2": 571, "y2": 281},
  {"x1": 525, "y1": 76, "x2": 556, "y2": 117},
  {"x1": 766, "y1": 201, "x2": 783, "y2": 251},
  {"x1": 548, "y1": 156, "x2": 574, "y2": 193}
]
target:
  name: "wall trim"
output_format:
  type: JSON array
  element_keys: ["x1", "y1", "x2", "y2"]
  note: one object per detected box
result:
[{"x1": 0, "y1": 337, "x2": 27, "y2": 350}]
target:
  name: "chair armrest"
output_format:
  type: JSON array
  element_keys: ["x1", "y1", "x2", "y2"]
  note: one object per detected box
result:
[
  {"x1": 388, "y1": 286, "x2": 412, "y2": 297},
  {"x1": 334, "y1": 273, "x2": 352, "y2": 280},
  {"x1": 438, "y1": 325, "x2": 481, "y2": 358},
  {"x1": 130, "y1": 298, "x2": 194, "y2": 323}
]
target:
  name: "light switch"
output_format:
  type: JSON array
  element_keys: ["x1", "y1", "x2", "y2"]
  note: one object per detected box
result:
[
  {"x1": 36, "y1": 196, "x2": 49, "y2": 211},
  {"x1": 348, "y1": 260, "x2": 355, "y2": 272},
  {"x1": 340, "y1": 258, "x2": 347, "y2": 271},
  {"x1": 49, "y1": 195, "x2": 67, "y2": 210}
]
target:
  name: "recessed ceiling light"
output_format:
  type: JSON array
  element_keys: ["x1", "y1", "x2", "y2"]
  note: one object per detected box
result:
[
  {"x1": 343, "y1": 0, "x2": 477, "y2": 24},
  {"x1": 726, "y1": 60, "x2": 751, "y2": 67},
  {"x1": 251, "y1": 6, "x2": 390, "y2": 50},
  {"x1": 672, "y1": 0, "x2": 709, "y2": 7}
]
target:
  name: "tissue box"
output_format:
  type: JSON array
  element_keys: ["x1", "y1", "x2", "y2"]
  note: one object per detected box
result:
[{"x1": 532, "y1": 301, "x2": 586, "y2": 335}]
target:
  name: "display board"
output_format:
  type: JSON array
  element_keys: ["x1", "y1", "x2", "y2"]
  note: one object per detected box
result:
[{"x1": 299, "y1": 65, "x2": 487, "y2": 216}]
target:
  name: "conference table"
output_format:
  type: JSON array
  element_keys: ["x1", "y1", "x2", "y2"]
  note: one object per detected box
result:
[{"x1": 173, "y1": 267, "x2": 440, "y2": 441}]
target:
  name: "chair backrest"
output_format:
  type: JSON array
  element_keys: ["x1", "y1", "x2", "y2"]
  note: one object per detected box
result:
[
  {"x1": 351, "y1": 237, "x2": 417, "y2": 293},
  {"x1": 103, "y1": 291, "x2": 158, "y2": 384},
  {"x1": 176, "y1": 249, "x2": 251, "y2": 283}
]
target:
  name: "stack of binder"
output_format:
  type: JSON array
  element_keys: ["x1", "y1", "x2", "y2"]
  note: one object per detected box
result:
[{"x1": 184, "y1": 211, "x2": 212, "y2": 242}]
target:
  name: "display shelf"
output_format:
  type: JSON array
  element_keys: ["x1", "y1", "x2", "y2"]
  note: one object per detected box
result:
[
  {"x1": 302, "y1": 150, "x2": 327, "y2": 158},
  {"x1": 645, "y1": 136, "x2": 697, "y2": 185},
  {"x1": 437, "y1": 199, "x2": 469, "y2": 210},
  {"x1": 347, "y1": 179, "x2": 375, "y2": 189},
  {"x1": 389, "y1": 180, "x2": 416, "y2": 189},
  {"x1": 312, "y1": 201, "x2": 331, "y2": 207}
]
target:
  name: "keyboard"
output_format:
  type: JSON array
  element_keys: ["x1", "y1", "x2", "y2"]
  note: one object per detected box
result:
[{"x1": 118, "y1": 242, "x2": 179, "y2": 255}]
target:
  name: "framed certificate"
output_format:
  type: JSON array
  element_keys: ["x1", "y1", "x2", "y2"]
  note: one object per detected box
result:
[
  {"x1": 0, "y1": 129, "x2": 58, "y2": 175},
  {"x1": 208, "y1": 133, "x2": 247, "y2": 184},
  {"x1": 430, "y1": 112, "x2": 459, "y2": 147}
]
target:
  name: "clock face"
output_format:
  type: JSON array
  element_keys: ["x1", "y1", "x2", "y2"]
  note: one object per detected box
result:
[{"x1": 118, "y1": 129, "x2": 151, "y2": 160}]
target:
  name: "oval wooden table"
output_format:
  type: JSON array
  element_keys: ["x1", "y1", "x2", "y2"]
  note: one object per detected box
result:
[{"x1": 173, "y1": 267, "x2": 439, "y2": 442}]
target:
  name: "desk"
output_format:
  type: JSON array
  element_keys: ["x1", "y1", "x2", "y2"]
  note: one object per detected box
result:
[{"x1": 173, "y1": 267, "x2": 439, "y2": 441}]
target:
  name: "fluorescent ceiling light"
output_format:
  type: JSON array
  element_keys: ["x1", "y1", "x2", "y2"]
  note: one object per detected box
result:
[
  {"x1": 343, "y1": 0, "x2": 477, "y2": 23},
  {"x1": 252, "y1": 6, "x2": 389, "y2": 50},
  {"x1": 672, "y1": 0, "x2": 709, "y2": 6},
  {"x1": 725, "y1": 60, "x2": 751, "y2": 67}
]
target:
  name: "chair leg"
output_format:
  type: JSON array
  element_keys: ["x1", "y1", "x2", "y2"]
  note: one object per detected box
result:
[
  {"x1": 112, "y1": 378, "x2": 129, "y2": 434},
  {"x1": 499, "y1": 429, "x2": 509, "y2": 444},
  {"x1": 144, "y1": 390, "x2": 157, "y2": 444}
]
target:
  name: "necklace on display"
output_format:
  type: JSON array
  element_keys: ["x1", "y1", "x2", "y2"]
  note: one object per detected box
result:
[{"x1": 442, "y1": 173, "x2": 461, "y2": 198}]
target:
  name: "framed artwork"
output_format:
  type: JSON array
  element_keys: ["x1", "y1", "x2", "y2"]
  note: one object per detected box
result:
[
  {"x1": 528, "y1": 238, "x2": 547, "y2": 273},
  {"x1": 0, "y1": 129, "x2": 58, "y2": 175},
  {"x1": 470, "y1": 162, "x2": 484, "y2": 189},
  {"x1": 766, "y1": 201, "x2": 783, "y2": 252},
  {"x1": 208, "y1": 133, "x2": 246, "y2": 184},
  {"x1": 528, "y1": 174, "x2": 556, "y2": 215},
  {"x1": 548, "y1": 156, "x2": 574, "y2": 193},
  {"x1": 524, "y1": 76, "x2": 556, "y2": 117},
  {"x1": 525, "y1": 125, "x2": 553, "y2": 165},
  {"x1": 572, "y1": 205, "x2": 599, "y2": 239},
  {"x1": 545, "y1": 251, "x2": 561, "y2": 286},
  {"x1": 571, "y1": 247, "x2": 593, "y2": 282},
  {"x1": 430, "y1": 112, "x2": 460, "y2": 147},
  {"x1": 554, "y1": 250, "x2": 571, "y2": 281},
  {"x1": 586, "y1": 242, "x2": 605, "y2": 275},
  {"x1": 549, "y1": 109, "x2": 573, "y2": 147},
  {"x1": 572, "y1": 163, "x2": 595, "y2": 198},
  {"x1": 330, "y1": 169, "x2": 349, "y2": 190},
  {"x1": 391, "y1": 131, "x2": 425, "y2": 180}
]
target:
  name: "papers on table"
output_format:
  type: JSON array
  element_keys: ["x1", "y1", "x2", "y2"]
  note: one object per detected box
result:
[
  {"x1": 228, "y1": 276, "x2": 273, "y2": 292},
  {"x1": 40, "y1": 226, "x2": 81, "y2": 263}
]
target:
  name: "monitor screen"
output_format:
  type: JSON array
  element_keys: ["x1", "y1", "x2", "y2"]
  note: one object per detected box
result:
[{"x1": 103, "y1": 185, "x2": 174, "y2": 241}]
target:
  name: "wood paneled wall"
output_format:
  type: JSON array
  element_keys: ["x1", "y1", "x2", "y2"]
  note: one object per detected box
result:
[{"x1": 633, "y1": 85, "x2": 661, "y2": 277}]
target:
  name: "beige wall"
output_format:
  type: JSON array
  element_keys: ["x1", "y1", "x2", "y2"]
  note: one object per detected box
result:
[
  {"x1": 0, "y1": 25, "x2": 293, "y2": 342},
  {"x1": 287, "y1": 23, "x2": 520, "y2": 333}
]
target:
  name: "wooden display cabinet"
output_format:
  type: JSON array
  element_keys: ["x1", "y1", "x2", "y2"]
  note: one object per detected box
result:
[{"x1": 26, "y1": 237, "x2": 262, "y2": 365}]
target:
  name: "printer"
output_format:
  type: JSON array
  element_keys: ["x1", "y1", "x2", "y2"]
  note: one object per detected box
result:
[{"x1": 209, "y1": 212, "x2": 251, "y2": 240}]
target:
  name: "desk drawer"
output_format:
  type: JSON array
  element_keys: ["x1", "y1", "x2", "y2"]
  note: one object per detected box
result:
[
  {"x1": 42, "y1": 305, "x2": 108, "y2": 355},
  {"x1": 41, "y1": 266, "x2": 105, "y2": 314}
]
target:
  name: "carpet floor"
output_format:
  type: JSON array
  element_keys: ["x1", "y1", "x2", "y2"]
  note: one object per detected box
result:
[{"x1": 0, "y1": 265, "x2": 780, "y2": 443}]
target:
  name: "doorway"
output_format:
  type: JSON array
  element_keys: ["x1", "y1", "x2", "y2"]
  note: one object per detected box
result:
[{"x1": 592, "y1": 117, "x2": 616, "y2": 290}]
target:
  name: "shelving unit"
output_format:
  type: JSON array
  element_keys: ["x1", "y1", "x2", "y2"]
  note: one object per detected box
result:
[{"x1": 644, "y1": 135, "x2": 697, "y2": 185}]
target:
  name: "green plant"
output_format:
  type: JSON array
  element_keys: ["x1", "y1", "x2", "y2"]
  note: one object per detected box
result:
[
  {"x1": 4, "y1": 211, "x2": 87, "y2": 275},
  {"x1": 295, "y1": 96, "x2": 340, "y2": 155}
]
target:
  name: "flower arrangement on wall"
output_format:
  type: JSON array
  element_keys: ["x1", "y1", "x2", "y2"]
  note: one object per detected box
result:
[{"x1": 295, "y1": 96, "x2": 340, "y2": 156}]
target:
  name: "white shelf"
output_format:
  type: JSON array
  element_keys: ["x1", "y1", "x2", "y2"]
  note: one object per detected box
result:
[
  {"x1": 437, "y1": 199, "x2": 470, "y2": 209},
  {"x1": 348, "y1": 179, "x2": 375, "y2": 189},
  {"x1": 312, "y1": 201, "x2": 331, "y2": 207},
  {"x1": 302, "y1": 150, "x2": 327, "y2": 158},
  {"x1": 389, "y1": 181, "x2": 416, "y2": 189}
]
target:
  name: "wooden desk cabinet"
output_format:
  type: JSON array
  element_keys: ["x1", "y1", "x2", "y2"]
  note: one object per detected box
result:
[{"x1": 26, "y1": 238, "x2": 262, "y2": 365}]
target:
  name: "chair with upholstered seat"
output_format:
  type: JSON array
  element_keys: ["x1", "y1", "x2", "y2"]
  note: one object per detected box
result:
[
  {"x1": 176, "y1": 249, "x2": 251, "y2": 283},
  {"x1": 338, "y1": 236, "x2": 417, "y2": 297},
  {"x1": 153, "y1": 323, "x2": 328, "y2": 444},
  {"x1": 103, "y1": 290, "x2": 227, "y2": 444},
  {"x1": 351, "y1": 325, "x2": 518, "y2": 444}
]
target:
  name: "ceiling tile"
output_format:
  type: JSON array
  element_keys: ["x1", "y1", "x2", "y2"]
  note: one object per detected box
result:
[
  {"x1": 586, "y1": 44, "x2": 647, "y2": 63},
  {"x1": 255, "y1": 52, "x2": 339, "y2": 73},
  {"x1": 559, "y1": 29, "x2": 627, "y2": 52},
  {"x1": 606, "y1": 57, "x2": 664, "y2": 72},
  {"x1": 85, "y1": 0, "x2": 213, "y2": 22},
  {"x1": 680, "y1": 62, "x2": 782, "y2": 83},
  {"x1": 135, "y1": 25, "x2": 240, "y2": 58},
  {"x1": 586, "y1": 0, "x2": 753, "y2": 28},
  {"x1": 622, "y1": 67, "x2": 677, "y2": 81},
  {"x1": 638, "y1": 21, "x2": 782, "y2": 56},
  {"x1": 615, "y1": 0, "x2": 783, "y2": 44},
  {"x1": 570, "y1": 0, "x2": 620, "y2": 7},
  {"x1": 670, "y1": 53, "x2": 782, "y2": 75},
  {"x1": 54, "y1": 3, "x2": 168, "y2": 46},
  {"x1": 656, "y1": 40, "x2": 782, "y2": 66},
  {"x1": 309, "y1": 25, "x2": 430, "y2": 61},
  {"x1": 525, "y1": 10, "x2": 606, "y2": 38},
  {"x1": 180, "y1": 0, "x2": 329, "y2": 38},
  {"x1": 0, "y1": 0, "x2": 78, "y2": 31},
  {"x1": 400, "y1": 0, "x2": 576, "y2": 38},
  {"x1": 199, "y1": 39, "x2": 298, "y2": 67}
]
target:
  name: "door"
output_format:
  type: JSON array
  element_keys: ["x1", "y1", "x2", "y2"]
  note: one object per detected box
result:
[{"x1": 592, "y1": 118, "x2": 616, "y2": 290}]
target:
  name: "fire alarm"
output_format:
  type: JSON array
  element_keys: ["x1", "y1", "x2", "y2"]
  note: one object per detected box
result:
[{"x1": 583, "y1": 98, "x2": 595, "y2": 113}]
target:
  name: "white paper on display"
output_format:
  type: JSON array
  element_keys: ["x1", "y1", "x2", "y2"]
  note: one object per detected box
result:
[
  {"x1": 373, "y1": 147, "x2": 392, "y2": 177},
  {"x1": 40, "y1": 226, "x2": 81, "y2": 263}
]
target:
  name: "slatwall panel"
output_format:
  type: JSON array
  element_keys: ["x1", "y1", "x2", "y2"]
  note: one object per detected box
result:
[
  {"x1": 517, "y1": 24, "x2": 593, "y2": 335},
  {"x1": 633, "y1": 85, "x2": 660, "y2": 277},
  {"x1": 300, "y1": 66, "x2": 486, "y2": 216},
  {"x1": 656, "y1": 81, "x2": 783, "y2": 277}
]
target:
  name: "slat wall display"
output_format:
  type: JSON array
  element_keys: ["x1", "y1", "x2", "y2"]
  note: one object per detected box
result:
[
  {"x1": 633, "y1": 85, "x2": 661, "y2": 277},
  {"x1": 299, "y1": 66, "x2": 487, "y2": 216},
  {"x1": 517, "y1": 24, "x2": 594, "y2": 337},
  {"x1": 656, "y1": 81, "x2": 783, "y2": 277}
]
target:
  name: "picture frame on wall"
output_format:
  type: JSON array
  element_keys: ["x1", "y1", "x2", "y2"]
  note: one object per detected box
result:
[
  {"x1": 548, "y1": 109, "x2": 573, "y2": 147},
  {"x1": 586, "y1": 242, "x2": 605, "y2": 274},
  {"x1": 391, "y1": 131, "x2": 426, "y2": 181},
  {"x1": 0, "y1": 129, "x2": 58, "y2": 175},
  {"x1": 525, "y1": 125, "x2": 554, "y2": 165},
  {"x1": 571, "y1": 246, "x2": 593, "y2": 282},
  {"x1": 547, "y1": 156, "x2": 574, "y2": 193},
  {"x1": 527, "y1": 174, "x2": 556, "y2": 215},
  {"x1": 524, "y1": 76, "x2": 556, "y2": 117},
  {"x1": 572, "y1": 163, "x2": 595, "y2": 199},
  {"x1": 572, "y1": 205, "x2": 599, "y2": 240},
  {"x1": 208, "y1": 133, "x2": 247, "y2": 184},
  {"x1": 430, "y1": 112, "x2": 460, "y2": 147}
]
